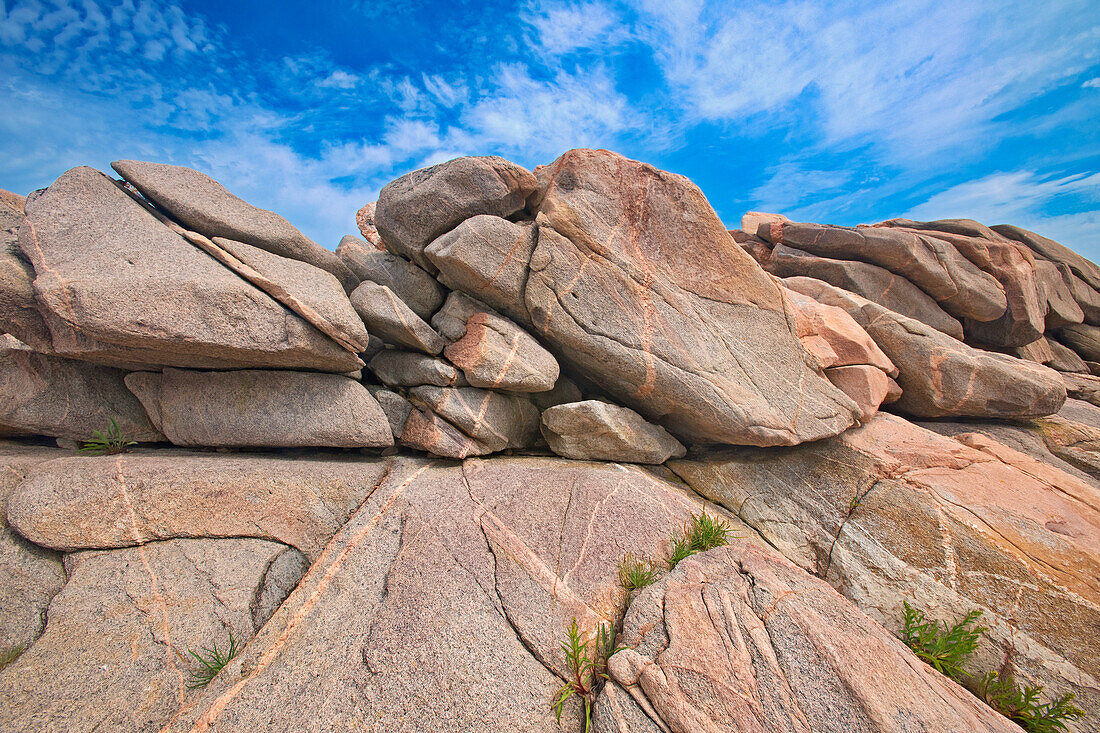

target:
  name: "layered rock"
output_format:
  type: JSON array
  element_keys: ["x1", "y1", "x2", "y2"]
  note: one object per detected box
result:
[
  {"x1": 111, "y1": 159, "x2": 357, "y2": 290},
  {"x1": 125, "y1": 369, "x2": 392, "y2": 448},
  {"x1": 19, "y1": 167, "x2": 361, "y2": 372},
  {"x1": 524, "y1": 150, "x2": 860, "y2": 446},
  {"x1": 336, "y1": 234, "x2": 445, "y2": 319},
  {"x1": 350, "y1": 281, "x2": 445, "y2": 355}
]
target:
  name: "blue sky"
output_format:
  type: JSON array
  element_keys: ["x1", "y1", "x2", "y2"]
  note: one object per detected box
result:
[{"x1": 1, "y1": 0, "x2": 1098, "y2": 257}]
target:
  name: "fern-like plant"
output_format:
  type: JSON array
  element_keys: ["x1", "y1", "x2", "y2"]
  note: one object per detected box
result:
[
  {"x1": 186, "y1": 632, "x2": 240, "y2": 689},
  {"x1": 665, "y1": 512, "x2": 733, "y2": 570},
  {"x1": 973, "y1": 671, "x2": 1085, "y2": 733},
  {"x1": 900, "y1": 601, "x2": 985, "y2": 681},
  {"x1": 618, "y1": 553, "x2": 660, "y2": 591},
  {"x1": 77, "y1": 417, "x2": 137, "y2": 456},
  {"x1": 551, "y1": 619, "x2": 625, "y2": 732}
]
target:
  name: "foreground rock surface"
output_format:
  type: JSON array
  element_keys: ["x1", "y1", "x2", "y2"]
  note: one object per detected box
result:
[{"x1": 603, "y1": 544, "x2": 1017, "y2": 732}]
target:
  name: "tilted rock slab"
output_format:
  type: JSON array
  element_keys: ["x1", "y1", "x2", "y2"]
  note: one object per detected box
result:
[
  {"x1": 995, "y1": 223, "x2": 1100, "y2": 296},
  {"x1": 541, "y1": 400, "x2": 686, "y2": 464},
  {"x1": 761, "y1": 220, "x2": 1008, "y2": 323},
  {"x1": 375, "y1": 155, "x2": 537, "y2": 270},
  {"x1": 166, "y1": 457, "x2": 726, "y2": 732},
  {"x1": 7, "y1": 450, "x2": 393, "y2": 560},
  {"x1": 0, "y1": 538, "x2": 300, "y2": 732},
  {"x1": 786, "y1": 276, "x2": 1066, "y2": 418},
  {"x1": 19, "y1": 167, "x2": 361, "y2": 372},
  {"x1": 767, "y1": 242, "x2": 966, "y2": 339},
  {"x1": 407, "y1": 385, "x2": 540, "y2": 452},
  {"x1": 602, "y1": 544, "x2": 1018, "y2": 733},
  {"x1": 433, "y1": 291, "x2": 559, "y2": 392},
  {"x1": 0, "y1": 226, "x2": 53, "y2": 352},
  {"x1": 336, "y1": 234, "x2": 445, "y2": 320},
  {"x1": 368, "y1": 349, "x2": 468, "y2": 388},
  {"x1": 350, "y1": 280, "x2": 445, "y2": 355},
  {"x1": 112, "y1": 159, "x2": 357, "y2": 291},
  {"x1": 0, "y1": 444, "x2": 65, "y2": 662},
  {"x1": 125, "y1": 368, "x2": 392, "y2": 448},
  {"x1": 668, "y1": 413, "x2": 1100, "y2": 721},
  {"x1": 0, "y1": 337, "x2": 163, "y2": 441},
  {"x1": 525, "y1": 149, "x2": 860, "y2": 446}
]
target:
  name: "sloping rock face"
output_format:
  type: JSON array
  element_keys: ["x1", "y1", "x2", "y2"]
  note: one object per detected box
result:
[
  {"x1": 0, "y1": 226, "x2": 53, "y2": 352},
  {"x1": 668, "y1": 413, "x2": 1100, "y2": 721},
  {"x1": 601, "y1": 544, "x2": 1018, "y2": 732},
  {"x1": 525, "y1": 150, "x2": 860, "y2": 446},
  {"x1": 19, "y1": 167, "x2": 360, "y2": 372},
  {"x1": 111, "y1": 160, "x2": 357, "y2": 291}
]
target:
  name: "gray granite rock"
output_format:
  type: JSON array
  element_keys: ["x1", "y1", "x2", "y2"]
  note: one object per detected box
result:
[
  {"x1": 541, "y1": 400, "x2": 685, "y2": 464},
  {"x1": 350, "y1": 281, "x2": 445, "y2": 355},
  {"x1": 336, "y1": 234, "x2": 446, "y2": 319}
]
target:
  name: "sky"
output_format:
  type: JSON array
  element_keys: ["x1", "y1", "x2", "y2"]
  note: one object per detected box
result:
[{"x1": 1, "y1": 0, "x2": 1098, "y2": 257}]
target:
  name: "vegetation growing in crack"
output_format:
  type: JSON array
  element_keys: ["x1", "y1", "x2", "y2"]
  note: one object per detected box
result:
[
  {"x1": 76, "y1": 417, "x2": 137, "y2": 456},
  {"x1": 617, "y1": 552, "x2": 660, "y2": 591},
  {"x1": 551, "y1": 619, "x2": 624, "y2": 732},
  {"x1": 186, "y1": 632, "x2": 240, "y2": 689},
  {"x1": 0, "y1": 645, "x2": 25, "y2": 671},
  {"x1": 665, "y1": 512, "x2": 733, "y2": 570},
  {"x1": 900, "y1": 601, "x2": 1085, "y2": 732}
]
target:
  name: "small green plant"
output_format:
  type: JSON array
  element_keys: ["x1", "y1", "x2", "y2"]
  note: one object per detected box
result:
[
  {"x1": 665, "y1": 512, "x2": 733, "y2": 570},
  {"x1": 186, "y1": 632, "x2": 240, "y2": 689},
  {"x1": 618, "y1": 552, "x2": 660, "y2": 591},
  {"x1": 77, "y1": 417, "x2": 137, "y2": 455},
  {"x1": 551, "y1": 619, "x2": 624, "y2": 732},
  {"x1": 900, "y1": 601, "x2": 985, "y2": 681},
  {"x1": 973, "y1": 672, "x2": 1085, "y2": 733},
  {"x1": 0, "y1": 645, "x2": 25, "y2": 671}
]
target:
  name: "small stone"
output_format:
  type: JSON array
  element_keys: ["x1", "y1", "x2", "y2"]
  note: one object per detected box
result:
[
  {"x1": 350, "y1": 281, "x2": 445, "y2": 355},
  {"x1": 540, "y1": 400, "x2": 686, "y2": 464}
]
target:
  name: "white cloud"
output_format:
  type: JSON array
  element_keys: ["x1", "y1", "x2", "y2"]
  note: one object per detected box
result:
[
  {"x1": 526, "y1": 0, "x2": 629, "y2": 56},
  {"x1": 1083, "y1": 77, "x2": 1100, "y2": 89},
  {"x1": 316, "y1": 70, "x2": 360, "y2": 89}
]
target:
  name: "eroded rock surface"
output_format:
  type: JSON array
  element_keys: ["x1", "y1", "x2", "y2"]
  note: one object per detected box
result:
[{"x1": 541, "y1": 400, "x2": 686, "y2": 464}]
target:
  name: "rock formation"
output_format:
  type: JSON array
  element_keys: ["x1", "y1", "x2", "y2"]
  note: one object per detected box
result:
[{"x1": 0, "y1": 150, "x2": 1097, "y2": 732}]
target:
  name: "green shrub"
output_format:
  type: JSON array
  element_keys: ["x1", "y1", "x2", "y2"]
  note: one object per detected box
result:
[
  {"x1": 186, "y1": 632, "x2": 240, "y2": 689},
  {"x1": 900, "y1": 601, "x2": 985, "y2": 681},
  {"x1": 973, "y1": 671, "x2": 1085, "y2": 733},
  {"x1": 77, "y1": 417, "x2": 137, "y2": 456},
  {"x1": 617, "y1": 553, "x2": 660, "y2": 592},
  {"x1": 551, "y1": 619, "x2": 624, "y2": 732},
  {"x1": 0, "y1": 645, "x2": 25, "y2": 671}
]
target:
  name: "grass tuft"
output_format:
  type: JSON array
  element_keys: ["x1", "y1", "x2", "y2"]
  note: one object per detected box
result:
[
  {"x1": 186, "y1": 632, "x2": 240, "y2": 689},
  {"x1": 666, "y1": 512, "x2": 733, "y2": 570},
  {"x1": 77, "y1": 417, "x2": 137, "y2": 456},
  {"x1": 617, "y1": 553, "x2": 660, "y2": 592},
  {"x1": 551, "y1": 619, "x2": 625, "y2": 732}
]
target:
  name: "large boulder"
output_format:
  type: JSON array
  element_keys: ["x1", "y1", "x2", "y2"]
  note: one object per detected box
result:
[
  {"x1": 165, "y1": 457, "x2": 731, "y2": 732},
  {"x1": 760, "y1": 221, "x2": 1007, "y2": 322},
  {"x1": 0, "y1": 337, "x2": 162, "y2": 441},
  {"x1": 336, "y1": 234, "x2": 445, "y2": 320},
  {"x1": 668, "y1": 413, "x2": 1100, "y2": 720},
  {"x1": 424, "y1": 215, "x2": 537, "y2": 323},
  {"x1": 603, "y1": 544, "x2": 1018, "y2": 732},
  {"x1": 525, "y1": 150, "x2": 860, "y2": 446},
  {"x1": 124, "y1": 369, "x2": 392, "y2": 448},
  {"x1": 375, "y1": 156, "x2": 537, "y2": 269},
  {"x1": 350, "y1": 281, "x2": 445, "y2": 355},
  {"x1": 541, "y1": 400, "x2": 686, "y2": 464},
  {"x1": 1059, "y1": 322, "x2": 1100, "y2": 362},
  {"x1": 768, "y1": 243, "x2": 965, "y2": 339},
  {"x1": 995, "y1": 223, "x2": 1100, "y2": 294},
  {"x1": 0, "y1": 227, "x2": 52, "y2": 352},
  {"x1": 785, "y1": 277, "x2": 1066, "y2": 418},
  {"x1": 0, "y1": 538, "x2": 301, "y2": 732},
  {"x1": 407, "y1": 385, "x2": 541, "y2": 452},
  {"x1": 111, "y1": 159, "x2": 357, "y2": 291},
  {"x1": 19, "y1": 167, "x2": 361, "y2": 372},
  {"x1": 432, "y1": 292, "x2": 559, "y2": 392},
  {"x1": 7, "y1": 451, "x2": 392, "y2": 560}
]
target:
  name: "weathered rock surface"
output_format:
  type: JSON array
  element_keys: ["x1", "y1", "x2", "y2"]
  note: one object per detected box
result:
[
  {"x1": 20, "y1": 167, "x2": 361, "y2": 372},
  {"x1": 368, "y1": 349, "x2": 467, "y2": 387},
  {"x1": 0, "y1": 189, "x2": 24, "y2": 229},
  {"x1": 0, "y1": 538, "x2": 297, "y2": 732},
  {"x1": 526, "y1": 150, "x2": 860, "y2": 446},
  {"x1": 0, "y1": 226, "x2": 53, "y2": 352},
  {"x1": 825, "y1": 364, "x2": 895, "y2": 422},
  {"x1": 375, "y1": 156, "x2": 537, "y2": 269},
  {"x1": 112, "y1": 159, "x2": 357, "y2": 291},
  {"x1": 995, "y1": 223, "x2": 1100, "y2": 295},
  {"x1": 350, "y1": 281, "x2": 445, "y2": 355},
  {"x1": 1034, "y1": 258, "x2": 1085, "y2": 329},
  {"x1": 425, "y1": 215, "x2": 537, "y2": 323},
  {"x1": 408, "y1": 385, "x2": 540, "y2": 452},
  {"x1": 767, "y1": 243, "x2": 966, "y2": 339},
  {"x1": 669, "y1": 413, "x2": 1100, "y2": 720},
  {"x1": 786, "y1": 277, "x2": 1066, "y2": 418},
  {"x1": 0, "y1": 337, "x2": 163, "y2": 441},
  {"x1": 433, "y1": 292, "x2": 559, "y2": 392},
  {"x1": 1059, "y1": 322, "x2": 1100, "y2": 362},
  {"x1": 368, "y1": 386, "x2": 413, "y2": 438},
  {"x1": 336, "y1": 234, "x2": 445, "y2": 319},
  {"x1": 0, "y1": 444, "x2": 65, "y2": 663},
  {"x1": 355, "y1": 201, "x2": 383, "y2": 249},
  {"x1": 761, "y1": 221, "x2": 1008, "y2": 322},
  {"x1": 7, "y1": 451, "x2": 392, "y2": 560},
  {"x1": 782, "y1": 285, "x2": 896, "y2": 374},
  {"x1": 125, "y1": 368, "x2": 392, "y2": 448},
  {"x1": 604, "y1": 544, "x2": 1018, "y2": 732},
  {"x1": 167, "y1": 457, "x2": 727, "y2": 732},
  {"x1": 399, "y1": 407, "x2": 495, "y2": 458},
  {"x1": 541, "y1": 400, "x2": 686, "y2": 464}
]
